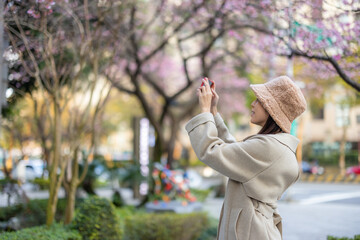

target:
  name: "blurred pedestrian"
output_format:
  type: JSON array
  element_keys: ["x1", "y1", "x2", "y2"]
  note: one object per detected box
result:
[{"x1": 185, "y1": 76, "x2": 306, "y2": 240}]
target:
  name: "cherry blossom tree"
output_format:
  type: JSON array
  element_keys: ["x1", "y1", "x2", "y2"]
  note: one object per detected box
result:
[
  {"x1": 222, "y1": 0, "x2": 360, "y2": 91},
  {"x1": 105, "y1": 0, "x2": 251, "y2": 171},
  {"x1": 3, "y1": 0, "x2": 359, "y2": 211},
  {"x1": 4, "y1": 0, "x2": 113, "y2": 225}
]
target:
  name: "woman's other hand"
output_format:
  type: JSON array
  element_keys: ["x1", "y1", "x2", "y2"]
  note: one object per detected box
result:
[
  {"x1": 197, "y1": 78, "x2": 213, "y2": 113},
  {"x1": 210, "y1": 82, "x2": 219, "y2": 116}
]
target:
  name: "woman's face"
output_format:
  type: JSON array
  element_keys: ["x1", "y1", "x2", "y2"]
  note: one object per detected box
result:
[{"x1": 250, "y1": 99, "x2": 269, "y2": 127}]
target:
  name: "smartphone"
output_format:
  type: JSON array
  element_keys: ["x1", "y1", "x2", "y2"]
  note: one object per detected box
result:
[{"x1": 201, "y1": 78, "x2": 214, "y2": 88}]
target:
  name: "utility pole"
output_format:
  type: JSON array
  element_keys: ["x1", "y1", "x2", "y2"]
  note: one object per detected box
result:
[
  {"x1": 0, "y1": 1, "x2": 8, "y2": 126},
  {"x1": 0, "y1": 1, "x2": 7, "y2": 170}
]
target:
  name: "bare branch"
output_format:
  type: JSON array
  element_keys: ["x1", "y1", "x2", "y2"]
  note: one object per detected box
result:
[
  {"x1": 291, "y1": 49, "x2": 360, "y2": 91},
  {"x1": 142, "y1": 1, "x2": 207, "y2": 63}
]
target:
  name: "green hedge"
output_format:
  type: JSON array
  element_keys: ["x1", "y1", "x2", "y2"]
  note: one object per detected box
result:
[
  {"x1": 115, "y1": 205, "x2": 141, "y2": 235},
  {"x1": 71, "y1": 196, "x2": 121, "y2": 240},
  {"x1": 304, "y1": 150, "x2": 359, "y2": 167},
  {"x1": 0, "y1": 224, "x2": 82, "y2": 240},
  {"x1": 190, "y1": 188, "x2": 212, "y2": 202},
  {"x1": 327, "y1": 235, "x2": 360, "y2": 240},
  {"x1": 196, "y1": 217, "x2": 218, "y2": 240},
  {"x1": 0, "y1": 198, "x2": 84, "y2": 229},
  {"x1": 123, "y1": 212, "x2": 209, "y2": 240},
  {"x1": 30, "y1": 178, "x2": 50, "y2": 190},
  {"x1": 0, "y1": 204, "x2": 23, "y2": 222}
]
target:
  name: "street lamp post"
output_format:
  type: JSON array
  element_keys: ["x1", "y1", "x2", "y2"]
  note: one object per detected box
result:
[
  {"x1": 0, "y1": 1, "x2": 6, "y2": 119},
  {"x1": 0, "y1": 1, "x2": 7, "y2": 145}
]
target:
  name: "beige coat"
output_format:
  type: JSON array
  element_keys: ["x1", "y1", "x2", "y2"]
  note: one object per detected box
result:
[{"x1": 185, "y1": 112, "x2": 300, "y2": 240}]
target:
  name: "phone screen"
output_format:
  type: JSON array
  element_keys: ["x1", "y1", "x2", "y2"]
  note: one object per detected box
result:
[
  {"x1": 201, "y1": 78, "x2": 214, "y2": 88},
  {"x1": 208, "y1": 80, "x2": 213, "y2": 87}
]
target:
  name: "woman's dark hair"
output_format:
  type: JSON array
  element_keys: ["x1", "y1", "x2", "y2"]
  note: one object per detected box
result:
[{"x1": 258, "y1": 115, "x2": 284, "y2": 134}]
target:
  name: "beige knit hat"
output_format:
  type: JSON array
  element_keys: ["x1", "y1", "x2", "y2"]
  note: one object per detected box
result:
[{"x1": 250, "y1": 76, "x2": 307, "y2": 133}]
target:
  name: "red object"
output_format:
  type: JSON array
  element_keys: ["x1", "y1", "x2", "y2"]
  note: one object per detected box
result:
[
  {"x1": 200, "y1": 77, "x2": 214, "y2": 89},
  {"x1": 165, "y1": 183, "x2": 173, "y2": 191},
  {"x1": 346, "y1": 165, "x2": 360, "y2": 175}
]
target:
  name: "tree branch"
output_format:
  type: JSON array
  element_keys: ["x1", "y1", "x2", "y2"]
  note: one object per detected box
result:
[{"x1": 290, "y1": 49, "x2": 360, "y2": 91}]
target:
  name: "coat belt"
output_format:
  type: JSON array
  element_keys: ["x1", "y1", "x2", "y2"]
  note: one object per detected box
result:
[{"x1": 250, "y1": 198, "x2": 283, "y2": 238}]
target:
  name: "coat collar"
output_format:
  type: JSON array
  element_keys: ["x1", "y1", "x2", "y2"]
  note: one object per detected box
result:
[{"x1": 243, "y1": 133, "x2": 299, "y2": 154}]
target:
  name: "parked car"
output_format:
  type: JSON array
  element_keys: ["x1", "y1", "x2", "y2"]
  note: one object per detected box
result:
[
  {"x1": 11, "y1": 159, "x2": 48, "y2": 183},
  {"x1": 302, "y1": 161, "x2": 324, "y2": 175},
  {"x1": 346, "y1": 165, "x2": 360, "y2": 177}
]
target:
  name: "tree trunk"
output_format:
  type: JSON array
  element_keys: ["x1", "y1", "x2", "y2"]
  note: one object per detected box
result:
[
  {"x1": 64, "y1": 148, "x2": 79, "y2": 224},
  {"x1": 64, "y1": 180, "x2": 77, "y2": 224},
  {"x1": 46, "y1": 102, "x2": 62, "y2": 226},
  {"x1": 167, "y1": 118, "x2": 178, "y2": 169}
]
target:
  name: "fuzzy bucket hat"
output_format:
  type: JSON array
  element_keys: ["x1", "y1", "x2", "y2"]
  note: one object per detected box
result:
[{"x1": 250, "y1": 76, "x2": 307, "y2": 133}]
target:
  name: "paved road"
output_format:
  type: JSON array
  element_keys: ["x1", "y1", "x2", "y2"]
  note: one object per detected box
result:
[{"x1": 282, "y1": 182, "x2": 360, "y2": 205}]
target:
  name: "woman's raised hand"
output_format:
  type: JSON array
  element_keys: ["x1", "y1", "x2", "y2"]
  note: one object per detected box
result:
[
  {"x1": 197, "y1": 78, "x2": 213, "y2": 113},
  {"x1": 210, "y1": 82, "x2": 219, "y2": 115}
]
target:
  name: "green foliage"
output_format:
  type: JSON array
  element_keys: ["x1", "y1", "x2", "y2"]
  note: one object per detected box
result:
[
  {"x1": 112, "y1": 190, "x2": 125, "y2": 207},
  {"x1": 71, "y1": 196, "x2": 121, "y2": 240},
  {"x1": 0, "y1": 178, "x2": 18, "y2": 188},
  {"x1": 115, "y1": 206, "x2": 142, "y2": 238},
  {"x1": 308, "y1": 94, "x2": 325, "y2": 119},
  {"x1": 0, "y1": 224, "x2": 82, "y2": 240},
  {"x1": 303, "y1": 142, "x2": 359, "y2": 167},
  {"x1": 0, "y1": 198, "x2": 82, "y2": 228},
  {"x1": 118, "y1": 163, "x2": 145, "y2": 189},
  {"x1": 304, "y1": 150, "x2": 359, "y2": 167},
  {"x1": 0, "y1": 204, "x2": 23, "y2": 221},
  {"x1": 245, "y1": 73, "x2": 265, "y2": 110},
  {"x1": 188, "y1": 159, "x2": 207, "y2": 167},
  {"x1": 2, "y1": 203, "x2": 215, "y2": 240},
  {"x1": 22, "y1": 198, "x2": 47, "y2": 227},
  {"x1": 20, "y1": 198, "x2": 75, "y2": 227},
  {"x1": 196, "y1": 217, "x2": 218, "y2": 240},
  {"x1": 123, "y1": 212, "x2": 209, "y2": 240},
  {"x1": 30, "y1": 178, "x2": 50, "y2": 190},
  {"x1": 190, "y1": 188, "x2": 212, "y2": 202},
  {"x1": 327, "y1": 235, "x2": 360, "y2": 240}
]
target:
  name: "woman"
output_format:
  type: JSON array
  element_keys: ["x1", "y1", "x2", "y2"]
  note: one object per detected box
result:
[{"x1": 185, "y1": 76, "x2": 307, "y2": 240}]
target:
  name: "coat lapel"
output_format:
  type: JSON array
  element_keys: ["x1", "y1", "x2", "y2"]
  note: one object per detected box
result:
[
  {"x1": 266, "y1": 133, "x2": 299, "y2": 154},
  {"x1": 243, "y1": 133, "x2": 299, "y2": 154}
]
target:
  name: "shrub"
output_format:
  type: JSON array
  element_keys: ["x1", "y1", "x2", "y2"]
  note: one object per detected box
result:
[
  {"x1": 71, "y1": 196, "x2": 121, "y2": 240},
  {"x1": 30, "y1": 178, "x2": 50, "y2": 190},
  {"x1": 0, "y1": 198, "x2": 84, "y2": 230},
  {"x1": 112, "y1": 190, "x2": 125, "y2": 207},
  {"x1": 0, "y1": 204, "x2": 23, "y2": 221},
  {"x1": 197, "y1": 217, "x2": 218, "y2": 240},
  {"x1": 123, "y1": 212, "x2": 209, "y2": 240},
  {"x1": 115, "y1": 206, "x2": 139, "y2": 231},
  {"x1": 327, "y1": 235, "x2": 360, "y2": 240},
  {"x1": 0, "y1": 224, "x2": 82, "y2": 240},
  {"x1": 190, "y1": 188, "x2": 212, "y2": 202}
]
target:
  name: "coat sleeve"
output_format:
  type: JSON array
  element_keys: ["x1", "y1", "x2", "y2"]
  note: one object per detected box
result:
[
  {"x1": 213, "y1": 113, "x2": 237, "y2": 143},
  {"x1": 185, "y1": 112, "x2": 279, "y2": 183}
]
